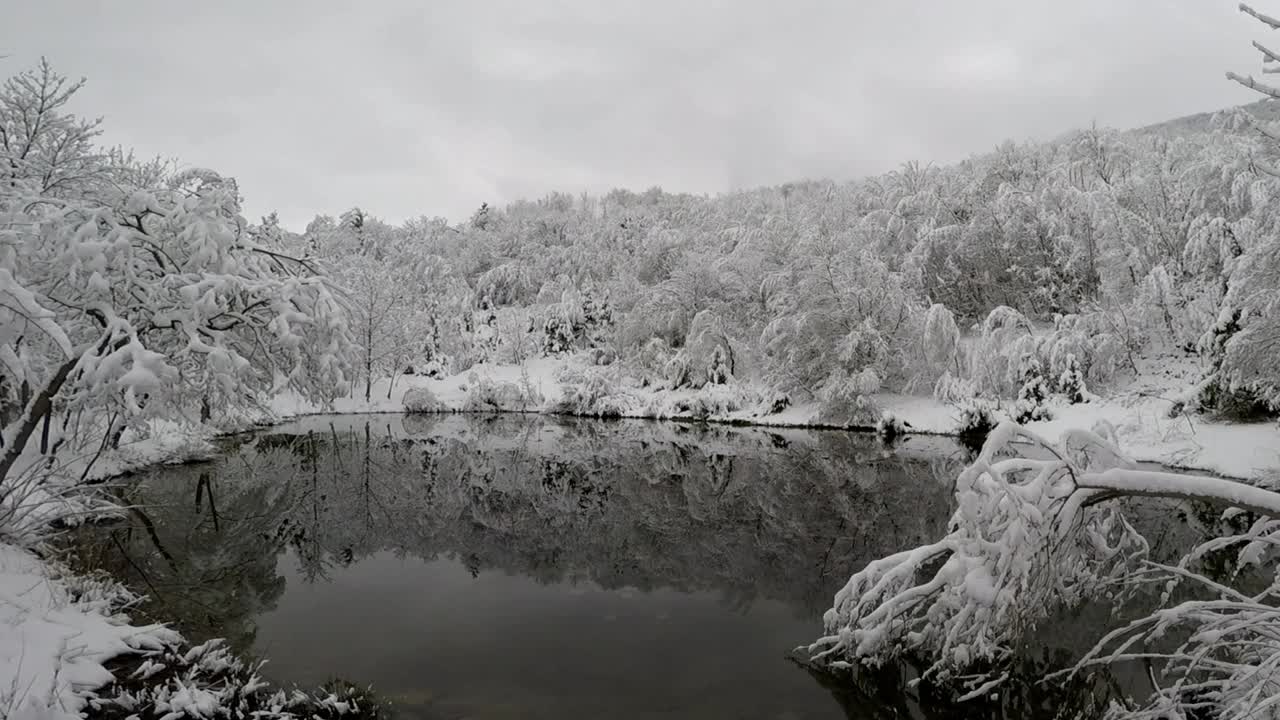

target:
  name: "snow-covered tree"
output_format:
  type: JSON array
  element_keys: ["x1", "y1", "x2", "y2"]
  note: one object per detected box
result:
[
  {"x1": 0, "y1": 62, "x2": 353, "y2": 482},
  {"x1": 339, "y1": 255, "x2": 422, "y2": 401},
  {"x1": 922, "y1": 303, "x2": 960, "y2": 370},
  {"x1": 809, "y1": 421, "x2": 1280, "y2": 716}
]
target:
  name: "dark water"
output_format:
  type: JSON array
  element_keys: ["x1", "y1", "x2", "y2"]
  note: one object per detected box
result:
[{"x1": 82, "y1": 414, "x2": 1171, "y2": 719}]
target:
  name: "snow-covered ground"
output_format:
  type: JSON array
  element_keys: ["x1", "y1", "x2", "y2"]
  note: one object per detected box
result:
[{"x1": 0, "y1": 545, "x2": 179, "y2": 719}]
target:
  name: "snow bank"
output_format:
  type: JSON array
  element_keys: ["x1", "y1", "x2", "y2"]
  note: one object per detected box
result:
[{"x1": 0, "y1": 545, "x2": 179, "y2": 719}]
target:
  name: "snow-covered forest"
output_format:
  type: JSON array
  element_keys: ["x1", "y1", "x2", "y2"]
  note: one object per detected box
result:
[
  {"x1": 3, "y1": 1, "x2": 1280, "y2": 719},
  {"x1": 7, "y1": 50, "x2": 1280, "y2": 451}
]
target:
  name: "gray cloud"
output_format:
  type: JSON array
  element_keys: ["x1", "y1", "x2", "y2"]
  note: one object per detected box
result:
[{"x1": 5, "y1": 0, "x2": 1267, "y2": 227}]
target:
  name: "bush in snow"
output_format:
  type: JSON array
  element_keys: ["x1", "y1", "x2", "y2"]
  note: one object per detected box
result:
[
  {"x1": 1055, "y1": 353, "x2": 1089, "y2": 404},
  {"x1": 461, "y1": 373, "x2": 545, "y2": 413},
  {"x1": 664, "y1": 310, "x2": 737, "y2": 389},
  {"x1": 549, "y1": 369, "x2": 637, "y2": 418},
  {"x1": 955, "y1": 398, "x2": 998, "y2": 450},
  {"x1": 933, "y1": 370, "x2": 979, "y2": 406},
  {"x1": 1198, "y1": 301, "x2": 1279, "y2": 420},
  {"x1": 757, "y1": 391, "x2": 791, "y2": 416},
  {"x1": 405, "y1": 356, "x2": 448, "y2": 380},
  {"x1": 631, "y1": 337, "x2": 673, "y2": 386},
  {"x1": 89, "y1": 637, "x2": 389, "y2": 719},
  {"x1": 967, "y1": 306, "x2": 1036, "y2": 397},
  {"x1": 922, "y1": 303, "x2": 961, "y2": 369},
  {"x1": 1012, "y1": 356, "x2": 1052, "y2": 424},
  {"x1": 706, "y1": 344, "x2": 732, "y2": 385},
  {"x1": 588, "y1": 346, "x2": 618, "y2": 366},
  {"x1": 540, "y1": 287, "x2": 615, "y2": 355},
  {"x1": 664, "y1": 385, "x2": 762, "y2": 420},
  {"x1": 402, "y1": 387, "x2": 445, "y2": 414},
  {"x1": 473, "y1": 263, "x2": 536, "y2": 309},
  {"x1": 815, "y1": 368, "x2": 882, "y2": 428},
  {"x1": 876, "y1": 411, "x2": 907, "y2": 441}
]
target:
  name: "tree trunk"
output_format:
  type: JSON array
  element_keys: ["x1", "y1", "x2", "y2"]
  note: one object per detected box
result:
[
  {"x1": 0, "y1": 355, "x2": 80, "y2": 482},
  {"x1": 364, "y1": 324, "x2": 374, "y2": 403},
  {"x1": 1079, "y1": 468, "x2": 1280, "y2": 518}
]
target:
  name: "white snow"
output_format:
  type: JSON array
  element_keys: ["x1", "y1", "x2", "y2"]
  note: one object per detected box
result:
[{"x1": 0, "y1": 545, "x2": 180, "y2": 720}]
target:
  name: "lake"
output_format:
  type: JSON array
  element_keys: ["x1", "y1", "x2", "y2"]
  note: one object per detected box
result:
[{"x1": 79, "y1": 414, "x2": 1167, "y2": 719}]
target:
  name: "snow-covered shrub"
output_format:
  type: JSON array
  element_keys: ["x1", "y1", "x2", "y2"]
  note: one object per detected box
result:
[
  {"x1": 549, "y1": 369, "x2": 638, "y2": 417},
  {"x1": 540, "y1": 287, "x2": 615, "y2": 355},
  {"x1": 1136, "y1": 264, "x2": 1198, "y2": 347},
  {"x1": 1012, "y1": 356, "x2": 1052, "y2": 424},
  {"x1": 542, "y1": 312, "x2": 575, "y2": 354},
  {"x1": 1056, "y1": 353, "x2": 1089, "y2": 404},
  {"x1": 965, "y1": 308, "x2": 1130, "y2": 402},
  {"x1": 664, "y1": 310, "x2": 737, "y2": 389},
  {"x1": 815, "y1": 368, "x2": 882, "y2": 427},
  {"x1": 628, "y1": 337, "x2": 673, "y2": 387},
  {"x1": 922, "y1": 304, "x2": 961, "y2": 368},
  {"x1": 407, "y1": 313, "x2": 452, "y2": 378},
  {"x1": 113, "y1": 421, "x2": 218, "y2": 467},
  {"x1": 758, "y1": 391, "x2": 791, "y2": 416},
  {"x1": 91, "y1": 637, "x2": 387, "y2": 719},
  {"x1": 588, "y1": 346, "x2": 617, "y2": 366},
  {"x1": 664, "y1": 385, "x2": 762, "y2": 420},
  {"x1": 876, "y1": 411, "x2": 907, "y2": 441},
  {"x1": 405, "y1": 355, "x2": 449, "y2": 379},
  {"x1": 461, "y1": 373, "x2": 544, "y2": 413},
  {"x1": 664, "y1": 350, "x2": 696, "y2": 389},
  {"x1": 473, "y1": 263, "x2": 536, "y2": 309},
  {"x1": 1198, "y1": 225, "x2": 1280, "y2": 417},
  {"x1": 1044, "y1": 310, "x2": 1134, "y2": 388},
  {"x1": 1197, "y1": 305, "x2": 1277, "y2": 420},
  {"x1": 967, "y1": 306, "x2": 1036, "y2": 397},
  {"x1": 955, "y1": 397, "x2": 998, "y2": 448},
  {"x1": 706, "y1": 344, "x2": 731, "y2": 385},
  {"x1": 402, "y1": 387, "x2": 445, "y2": 413},
  {"x1": 933, "y1": 370, "x2": 978, "y2": 406}
]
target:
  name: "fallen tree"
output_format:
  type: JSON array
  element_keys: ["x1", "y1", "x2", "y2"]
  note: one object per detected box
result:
[{"x1": 808, "y1": 420, "x2": 1280, "y2": 719}]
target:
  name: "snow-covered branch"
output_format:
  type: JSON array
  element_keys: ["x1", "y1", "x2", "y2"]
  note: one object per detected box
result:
[{"x1": 809, "y1": 421, "x2": 1280, "y2": 711}]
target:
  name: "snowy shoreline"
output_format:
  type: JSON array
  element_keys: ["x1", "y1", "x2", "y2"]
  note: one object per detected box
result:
[{"x1": 271, "y1": 355, "x2": 1280, "y2": 482}]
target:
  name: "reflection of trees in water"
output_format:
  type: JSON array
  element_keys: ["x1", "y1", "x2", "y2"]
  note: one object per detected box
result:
[
  {"x1": 82, "y1": 416, "x2": 961, "y2": 656},
  {"x1": 361, "y1": 418, "x2": 958, "y2": 616},
  {"x1": 73, "y1": 450, "x2": 308, "y2": 652}
]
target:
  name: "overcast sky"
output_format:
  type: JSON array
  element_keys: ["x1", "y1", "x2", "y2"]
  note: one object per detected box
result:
[{"x1": 5, "y1": 1, "x2": 1270, "y2": 228}]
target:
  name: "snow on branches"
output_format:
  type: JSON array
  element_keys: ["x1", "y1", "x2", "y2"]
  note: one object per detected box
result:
[
  {"x1": 0, "y1": 62, "x2": 354, "y2": 488},
  {"x1": 808, "y1": 420, "x2": 1280, "y2": 711},
  {"x1": 1067, "y1": 514, "x2": 1280, "y2": 720}
]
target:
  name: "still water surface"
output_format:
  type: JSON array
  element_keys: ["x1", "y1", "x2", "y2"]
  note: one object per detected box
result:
[{"x1": 86, "y1": 414, "x2": 1161, "y2": 719}]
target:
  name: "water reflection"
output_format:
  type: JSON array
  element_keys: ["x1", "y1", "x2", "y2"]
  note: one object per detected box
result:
[{"x1": 75, "y1": 414, "x2": 1155, "y2": 719}]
